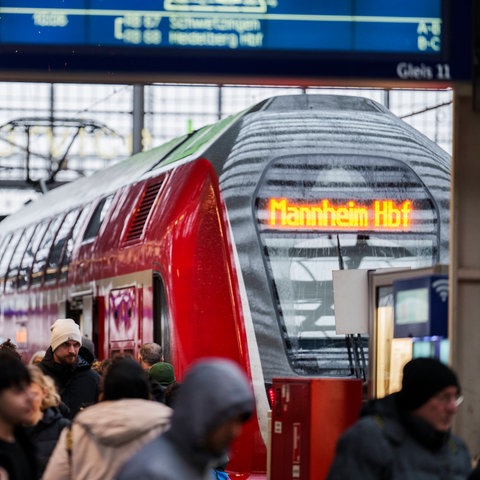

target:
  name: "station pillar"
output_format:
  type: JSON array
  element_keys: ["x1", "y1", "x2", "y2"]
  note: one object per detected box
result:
[{"x1": 451, "y1": 83, "x2": 480, "y2": 458}]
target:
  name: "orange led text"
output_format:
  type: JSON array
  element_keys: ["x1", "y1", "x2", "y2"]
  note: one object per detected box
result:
[{"x1": 267, "y1": 198, "x2": 412, "y2": 230}]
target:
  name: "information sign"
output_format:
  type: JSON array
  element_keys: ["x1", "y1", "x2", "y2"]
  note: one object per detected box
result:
[{"x1": 0, "y1": 0, "x2": 472, "y2": 83}]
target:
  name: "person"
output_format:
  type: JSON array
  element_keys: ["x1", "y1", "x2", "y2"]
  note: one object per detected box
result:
[
  {"x1": 138, "y1": 343, "x2": 163, "y2": 371},
  {"x1": 115, "y1": 358, "x2": 255, "y2": 480},
  {"x1": 327, "y1": 357, "x2": 472, "y2": 479},
  {"x1": 24, "y1": 365, "x2": 71, "y2": 478},
  {"x1": 29, "y1": 350, "x2": 46, "y2": 366},
  {"x1": 0, "y1": 339, "x2": 22, "y2": 361},
  {"x1": 81, "y1": 336, "x2": 95, "y2": 359},
  {"x1": 149, "y1": 362, "x2": 176, "y2": 387},
  {"x1": 42, "y1": 356, "x2": 172, "y2": 480},
  {"x1": 148, "y1": 362, "x2": 176, "y2": 404},
  {"x1": 38, "y1": 318, "x2": 100, "y2": 419},
  {"x1": 0, "y1": 351, "x2": 37, "y2": 480}
]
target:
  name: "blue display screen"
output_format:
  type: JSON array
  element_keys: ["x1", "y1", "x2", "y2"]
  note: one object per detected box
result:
[
  {"x1": 0, "y1": 0, "x2": 471, "y2": 82},
  {"x1": 0, "y1": 0, "x2": 443, "y2": 53}
]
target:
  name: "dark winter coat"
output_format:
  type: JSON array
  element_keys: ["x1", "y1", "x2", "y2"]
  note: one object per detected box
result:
[
  {"x1": 26, "y1": 406, "x2": 71, "y2": 477},
  {"x1": 115, "y1": 359, "x2": 255, "y2": 480},
  {"x1": 468, "y1": 464, "x2": 480, "y2": 480},
  {"x1": 0, "y1": 427, "x2": 37, "y2": 480},
  {"x1": 39, "y1": 346, "x2": 100, "y2": 419},
  {"x1": 327, "y1": 393, "x2": 471, "y2": 480}
]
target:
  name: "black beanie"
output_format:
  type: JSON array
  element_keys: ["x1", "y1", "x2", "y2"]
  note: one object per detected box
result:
[{"x1": 397, "y1": 357, "x2": 460, "y2": 411}]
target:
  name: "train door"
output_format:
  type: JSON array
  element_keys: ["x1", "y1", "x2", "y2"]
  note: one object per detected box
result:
[
  {"x1": 153, "y1": 272, "x2": 170, "y2": 362},
  {"x1": 67, "y1": 293, "x2": 104, "y2": 357},
  {"x1": 108, "y1": 286, "x2": 138, "y2": 357}
]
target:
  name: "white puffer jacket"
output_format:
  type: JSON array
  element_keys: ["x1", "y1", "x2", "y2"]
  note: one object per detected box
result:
[{"x1": 42, "y1": 399, "x2": 172, "y2": 480}]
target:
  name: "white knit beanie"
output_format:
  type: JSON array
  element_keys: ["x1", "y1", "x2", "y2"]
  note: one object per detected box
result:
[{"x1": 50, "y1": 318, "x2": 82, "y2": 352}]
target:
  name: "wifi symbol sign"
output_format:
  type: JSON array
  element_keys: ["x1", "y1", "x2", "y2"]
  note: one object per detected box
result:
[{"x1": 432, "y1": 278, "x2": 449, "y2": 302}]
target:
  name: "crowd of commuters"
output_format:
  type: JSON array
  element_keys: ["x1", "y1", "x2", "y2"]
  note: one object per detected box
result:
[
  {"x1": 0, "y1": 319, "x2": 253, "y2": 480},
  {"x1": 3, "y1": 318, "x2": 480, "y2": 479}
]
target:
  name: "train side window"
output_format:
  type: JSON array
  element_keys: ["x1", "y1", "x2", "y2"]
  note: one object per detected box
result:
[
  {"x1": 45, "y1": 209, "x2": 81, "y2": 283},
  {"x1": 59, "y1": 207, "x2": 91, "y2": 282},
  {"x1": 30, "y1": 215, "x2": 65, "y2": 286},
  {"x1": 82, "y1": 195, "x2": 114, "y2": 242},
  {"x1": 5, "y1": 225, "x2": 36, "y2": 292},
  {"x1": 0, "y1": 232, "x2": 17, "y2": 292},
  {"x1": 18, "y1": 221, "x2": 50, "y2": 289}
]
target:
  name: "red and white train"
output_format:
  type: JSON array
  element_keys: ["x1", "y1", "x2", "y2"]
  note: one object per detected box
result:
[{"x1": 0, "y1": 94, "x2": 450, "y2": 477}]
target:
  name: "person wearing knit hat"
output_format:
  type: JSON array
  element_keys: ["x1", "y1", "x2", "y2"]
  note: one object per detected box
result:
[
  {"x1": 398, "y1": 358, "x2": 460, "y2": 408},
  {"x1": 327, "y1": 357, "x2": 471, "y2": 480},
  {"x1": 38, "y1": 319, "x2": 100, "y2": 419},
  {"x1": 49, "y1": 318, "x2": 82, "y2": 356}
]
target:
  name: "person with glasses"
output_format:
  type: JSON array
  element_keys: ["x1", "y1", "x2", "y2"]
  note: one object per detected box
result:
[{"x1": 327, "y1": 357, "x2": 471, "y2": 479}]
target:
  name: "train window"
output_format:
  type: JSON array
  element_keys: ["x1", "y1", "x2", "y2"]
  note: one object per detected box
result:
[
  {"x1": 59, "y1": 207, "x2": 91, "y2": 282},
  {"x1": 30, "y1": 215, "x2": 65, "y2": 286},
  {"x1": 0, "y1": 231, "x2": 23, "y2": 292},
  {"x1": 18, "y1": 221, "x2": 50, "y2": 289},
  {"x1": 5, "y1": 224, "x2": 36, "y2": 292},
  {"x1": 0, "y1": 233, "x2": 14, "y2": 291},
  {"x1": 255, "y1": 155, "x2": 440, "y2": 377},
  {"x1": 83, "y1": 195, "x2": 114, "y2": 242},
  {"x1": 0, "y1": 235, "x2": 9, "y2": 257},
  {"x1": 45, "y1": 209, "x2": 81, "y2": 283}
]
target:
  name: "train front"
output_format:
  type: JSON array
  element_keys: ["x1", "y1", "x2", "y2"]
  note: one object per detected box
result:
[{"x1": 217, "y1": 94, "x2": 450, "y2": 460}]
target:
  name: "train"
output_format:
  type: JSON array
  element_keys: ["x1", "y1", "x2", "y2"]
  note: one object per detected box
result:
[{"x1": 0, "y1": 94, "x2": 450, "y2": 477}]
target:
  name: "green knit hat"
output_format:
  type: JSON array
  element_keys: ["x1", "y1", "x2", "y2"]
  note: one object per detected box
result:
[{"x1": 149, "y1": 362, "x2": 176, "y2": 386}]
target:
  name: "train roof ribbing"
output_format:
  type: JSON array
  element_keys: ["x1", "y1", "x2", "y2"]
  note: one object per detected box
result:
[{"x1": 0, "y1": 94, "x2": 449, "y2": 233}]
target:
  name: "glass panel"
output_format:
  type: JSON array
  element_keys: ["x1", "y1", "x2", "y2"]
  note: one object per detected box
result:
[
  {"x1": 83, "y1": 195, "x2": 113, "y2": 241},
  {"x1": 30, "y1": 215, "x2": 65, "y2": 286},
  {"x1": 0, "y1": 231, "x2": 22, "y2": 292},
  {"x1": 5, "y1": 225, "x2": 35, "y2": 291},
  {"x1": 59, "y1": 206, "x2": 90, "y2": 282},
  {"x1": 45, "y1": 209, "x2": 81, "y2": 283},
  {"x1": 262, "y1": 232, "x2": 434, "y2": 376},
  {"x1": 255, "y1": 154, "x2": 440, "y2": 376},
  {"x1": 18, "y1": 222, "x2": 49, "y2": 289}
]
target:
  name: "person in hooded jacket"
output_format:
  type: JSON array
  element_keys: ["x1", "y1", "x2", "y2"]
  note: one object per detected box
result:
[
  {"x1": 327, "y1": 357, "x2": 472, "y2": 480},
  {"x1": 24, "y1": 365, "x2": 71, "y2": 478},
  {"x1": 38, "y1": 319, "x2": 100, "y2": 419},
  {"x1": 42, "y1": 356, "x2": 172, "y2": 480},
  {"x1": 115, "y1": 358, "x2": 255, "y2": 480}
]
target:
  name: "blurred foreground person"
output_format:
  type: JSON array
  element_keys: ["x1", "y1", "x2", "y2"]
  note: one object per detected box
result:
[
  {"x1": 25, "y1": 366, "x2": 70, "y2": 478},
  {"x1": 115, "y1": 358, "x2": 255, "y2": 480},
  {"x1": 0, "y1": 352, "x2": 37, "y2": 480},
  {"x1": 42, "y1": 357, "x2": 171, "y2": 480},
  {"x1": 327, "y1": 357, "x2": 471, "y2": 480},
  {"x1": 39, "y1": 319, "x2": 100, "y2": 419}
]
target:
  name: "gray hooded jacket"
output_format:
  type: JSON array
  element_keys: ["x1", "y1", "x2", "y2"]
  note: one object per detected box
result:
[{"x1": 115, "y1": 359, "x2": 255, "y2": 480}]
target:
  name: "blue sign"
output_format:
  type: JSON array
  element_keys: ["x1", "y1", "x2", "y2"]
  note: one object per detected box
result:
[
  {"x1": 0, "y1": 0, "x2": 472, "y2": 82},
  {"x1": 393, "y1": 275, "x2": 449, "y2": 339}
]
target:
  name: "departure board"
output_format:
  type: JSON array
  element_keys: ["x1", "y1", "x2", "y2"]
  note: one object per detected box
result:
[{"x1": 0, "y1": 0, "x2": 471, "y2": 83}]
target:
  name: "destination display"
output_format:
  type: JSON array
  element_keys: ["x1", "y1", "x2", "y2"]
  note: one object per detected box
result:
[
  {"x1": 0, "y1": 1, "x2": 443, "y2": 53},
  {"x1": 0, "y1": 0, "x2": 471, "y2": 82},
  {"x1": 265, "y1": 198, "x2": 413, "y2": 231}
]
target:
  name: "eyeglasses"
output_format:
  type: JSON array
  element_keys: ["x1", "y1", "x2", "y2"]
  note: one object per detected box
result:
[{"x1": 434, "y1": 392, "x2": 464, "y2": 407}]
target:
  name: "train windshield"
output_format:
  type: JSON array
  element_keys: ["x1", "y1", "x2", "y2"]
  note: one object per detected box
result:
[{"x1": 255, "y1": 155, "x2": 440, "y2": 377}]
